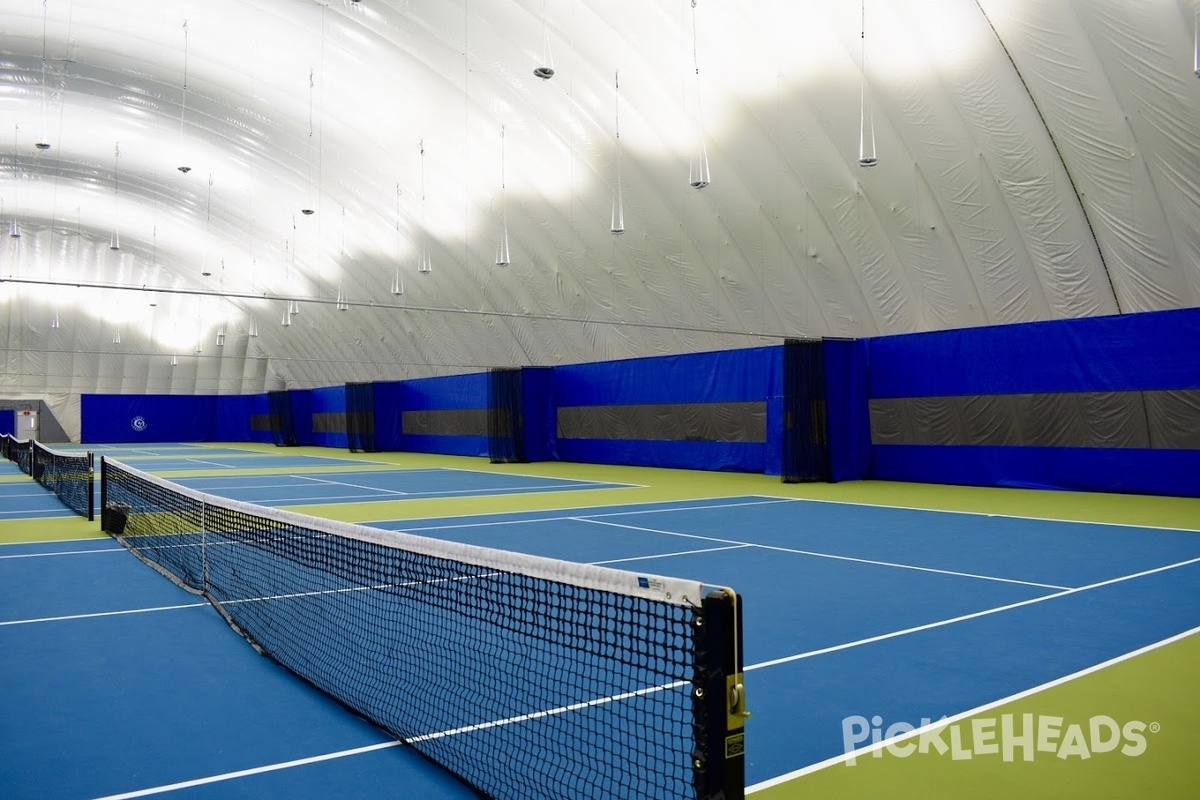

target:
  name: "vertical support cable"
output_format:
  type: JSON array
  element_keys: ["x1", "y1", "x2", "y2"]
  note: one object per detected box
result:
[
  {"x1": 688, "y1": 0, "x2": 710, "y2": 188},
  {"x1": 611, "y1": 70, "x2": 626, "y2": 235},
  {"x1": 858, "y1": 0, "x2": 878, "y2": 168}
]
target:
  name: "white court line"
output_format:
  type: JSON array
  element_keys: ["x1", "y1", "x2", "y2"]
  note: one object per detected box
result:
[
  {"x1": 180, "y1": 458, "x2": 233, "y2": 469},
  {"x1": 0, "y1": 509, "x2": 71, "y2": 519},
  {"x1": 0, "y1": 602, "x2": 208, "y2": 626},
  {"x1": 90, "y1": 741, "x2": 403, "y2": 800},
  {"x1": 747, "y1": 555, "x2": 1200, "y2": 671},
  {"x1": 86, "y1": 562, "x2": 1200, "y2": 800},
  {"x1": 0, "y1": 536, "x2": 110, "y2": 547},
  {"x1": 746, "y1": 623, "x2": 1200, "y2": 792},
  {"x1": 577, "y1": 517, "x2": 1071, "y2": 591},
  {"x1": 388, "y1": 496, "x2": 791, "y2": 531},
  {"x1": 749, "y1": 493, "x2": 1200, "y2": 533},
  {"x1": 291, "y1": 474, "x2": 409, "y2": 495},
  {"x1": 0, "y1": 547, "x2": 123, "y2": 559}
]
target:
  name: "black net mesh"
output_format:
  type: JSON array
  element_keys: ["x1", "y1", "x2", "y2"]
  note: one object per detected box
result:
[
  {"x1": 100, "y1": 457, "x2": 743, "y2": 800},
  {"x1": 31, "y1": 441, "x2": 94, "y2": 520}
]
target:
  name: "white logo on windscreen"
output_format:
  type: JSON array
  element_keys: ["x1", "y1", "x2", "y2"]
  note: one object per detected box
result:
[{"x1": 131, "y1": 416, "x2": 147, "y2": 432}]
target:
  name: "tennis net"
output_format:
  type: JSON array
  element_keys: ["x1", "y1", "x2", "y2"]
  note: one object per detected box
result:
[
  {"x1": 30, "y1": 441, "x2": 95, "y2": 521},
  {"x1": 2, "y1": 433, "x2": 33, "y2": 475},
  {"x1": 100, "y1": 457, "x2": 747, "y2": 800}
]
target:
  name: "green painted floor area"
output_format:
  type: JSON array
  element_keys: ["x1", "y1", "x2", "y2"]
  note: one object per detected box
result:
[{"x1": 754, "y1": 629, "x2": 1200, "y2": 800}]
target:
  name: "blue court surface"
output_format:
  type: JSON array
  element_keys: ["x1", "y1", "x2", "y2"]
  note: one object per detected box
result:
[
  {"x1": 2, "y1": 496, "x2": 1199, "y2": 798},
  {"x1": 168, "y1": 468, "x2": 633, "y2": 506}
]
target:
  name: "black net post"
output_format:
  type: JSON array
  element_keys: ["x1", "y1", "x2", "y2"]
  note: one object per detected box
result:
[
  {"x1": 782, "y1": 338, "x2": 832, "y2": 483},
  {"x1": 693, "y1": 589, "x2": 747, "y2": 800},
  {"x1": 488, "y1": 367, "x2": 525, "y2": 464}
]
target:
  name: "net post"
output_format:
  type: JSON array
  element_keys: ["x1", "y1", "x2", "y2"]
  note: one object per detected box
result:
[
  {"x1": 86, "y1": 451, "x2": 95, "y2": 522},
  {"x1": 99, "y1": 456, "x2": 109, "y2": 533},
  {"x1": 693, "y1": 588, "x2": 747, "y2": 800}
]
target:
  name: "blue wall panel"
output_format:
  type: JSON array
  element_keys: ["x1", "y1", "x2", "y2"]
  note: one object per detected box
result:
[
  {"x1": 309, "y1": 385, "x2": 348, "y2": 449},
  {"x1": 869, "y1": 307, "x2": 1200, "y2": 398},
  {"x1": 398, "y1": 373, "x2": 489, "y2": 456},
  {"x1": 0, "y1": 410, "x2": 14, "y2": 437},
  {"x1": 555, "y1": 347, "x2": 776, "y2": 473},
  {"x1": 865, "y1": 308, "x2": 1200, "y2": 496},
  {"x1": 81, "y1": 395, "x2": 218, "y2": 443}
]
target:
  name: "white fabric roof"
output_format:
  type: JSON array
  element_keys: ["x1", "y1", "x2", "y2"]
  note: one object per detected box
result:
[{"x1": 1, "y1": 0, "x2": 1198, "y2": 409}]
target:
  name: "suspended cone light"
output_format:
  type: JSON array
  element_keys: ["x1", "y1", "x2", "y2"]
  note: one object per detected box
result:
[
  {"x1": 216, "y1": 324, "x2": 226, "y2": 346},
  {"x1": 281, "y1": 308, "x2": 292, "y2": 327},
  {"x1": 391, "y1": 183, "x2": 405, "y2": 294},
  {"x1": 857, "y1": 0, "x2": 878, "y2": 168},
  {"x1": 35, "y1": 2, "x2": 51, "y2": 150},
  {"x1": 417, "y1": 139, "x2": 432, "y2": 274},
  {"x1": 50, "y1": 311, "x2": 61, "y2": 329},
  {"x1": 336, "y1": 287, "x2": 349, "y2": 311},
  {"x1": 177, "y1": 20, "x2": 192, "y2": 172},
  {"x1": 288, "y1": 299, "x2": 300, "y2": 316},
  {"x1": 170, "y1": 353, "x2": 178, "y2": 366},
  {"x1": 391, "y1": 273, "x2": 405, "y2": 296},
  {"x1": 610, "y1": 70, "x2": 626, "y2": 235},
  {"x1": 8, "y1": 221, "x2": 20, "y2": 240},
  {"x1": 687, "y1": 1, "x2": 711, "y2": 189},
  {"x1": 301, "y1": 68, "x2": 317, "y2": 215},
  {"x1": 534, "y1": 0, "x2": 555, "y2": 79},
  {"x1": 495, "y1": 126, "x2": 512, "y2": 266},
  {"x1": 248, "y1": 317, "x2": 259, "y2": 338},
  {"x1": 112, "y1": 329, "x2": 121, "y2": 345}
]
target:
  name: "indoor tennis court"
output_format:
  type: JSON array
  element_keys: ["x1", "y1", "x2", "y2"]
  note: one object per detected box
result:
[
  {"x1": 2, "y1": 444, "x2": 1199, "y2": 799},
  {"x1": 3, "y1": 2, "x2": 1200, "y2": 798}
]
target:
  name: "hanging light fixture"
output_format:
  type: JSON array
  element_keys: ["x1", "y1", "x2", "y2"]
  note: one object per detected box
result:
[
  {"x1": 170, "y1": 353, "x2": 178, "y2": 367},
  {"x1": 336, "y1": 286, "x2": 349, "y2": 311},
  {"x1": 687, "y1": 1, "x2": 711, "y2": 189},
  {"x1": 50, "y1": 311, "x2": 61, "y2": 329},
  {"x1": 610, "y1": 70, "x2": 626, "y2": 235},
  {"x1": 392, "y1": 183, "x2": 405, "y2": 295},
  {"x1": 1194, "y1": 8, "x2": 1199, "y2": 78},
  {"x1": 301, "y1": 68, "x2": 317, "y2": 215},
  {"x1": 216, "y1": 324, "x2": 226, "y2": 346},
  {"x1": 417, "y1": 139, "x2": 432, "y2": 274},
  {"x1": 112, "y1": 328, "x2": 121, "y2": 345},
  {"x1": 857, "y1": 0, "x2": 878, "y2": 168},
  {"x1": 110, "y1": 142, "x2": 121, "y2": 249},
  {"x1": 34, "y1": 0, "x2": 51, "y2": 151},
  {"x1": 495, "y1": 126, "x2": 512, "y2": 266},
  {"x1": 177, "y1": 19, "x2": 191, "y2": 172},
  {"x1": 281, "y1": 306, "x2": 292, "y2": 327},
  {"x1": 534, "y1": 0, "x2": 555, "y2": 79},
  {"x1": 248, "y1": 317, "x2": 259, "y2": 338}
]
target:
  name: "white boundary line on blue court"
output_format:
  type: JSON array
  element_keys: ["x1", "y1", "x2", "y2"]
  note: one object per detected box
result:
[
  {"x1": 90, "y1": 741, "x2": 404, "y2": 800},
  {"x1": 746, "y1": 623, "x2": 1200, "y2": 792},
  {"x1": 750, "y1": 494, "x2": 1200, "y2": 533},
  {"x1": 577, "y1": 517, "x2": 1071, "y2": 591},
  {"x1": 0, "y1": 547, "x2": 122, "y2": 559}
]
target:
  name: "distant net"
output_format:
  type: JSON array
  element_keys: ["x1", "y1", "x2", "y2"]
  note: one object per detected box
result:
[
  {"x1": 100, "y1": 457, "x2": 746, "y2": 800},
  {"x1": 31, "y1": 441, "x2": 95, "y2": 521},
  {"x1": 2, "y1": 433, "x2": 33, "y2": 475},
  {"x1": 2, "y1": 435, "x2": 94, "y2": 521}
]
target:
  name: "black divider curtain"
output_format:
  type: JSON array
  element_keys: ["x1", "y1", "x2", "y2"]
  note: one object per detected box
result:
[
  {"x1": 267, "y1": 390, "x2": 299, "y2": 447},
  {"x1": 488, "y1": 367, "x2": 525, "y2": 463},
  {"x1": 346, "y1": 382, "x2": 380, "y2": 453},
  {"x1": 782, "y1": 338, "x2": 831, "y2": 482}
]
